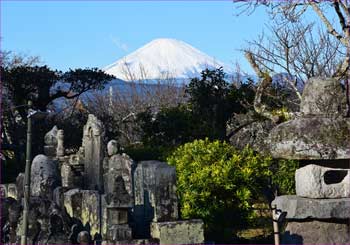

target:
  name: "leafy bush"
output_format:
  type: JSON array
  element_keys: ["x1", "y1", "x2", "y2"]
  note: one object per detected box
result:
[
  {"x1": 167, "y1": 139, "x2": 273, "y2": 242},
  {"x1": 271, "y1": 159, "x2": 299, "y2": 195},
  {"x1": 137, "y1": 105, "x2": 195, "y2": 148}
]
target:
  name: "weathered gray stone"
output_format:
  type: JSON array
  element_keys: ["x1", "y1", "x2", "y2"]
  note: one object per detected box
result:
[
  {"x1": 2, "y1": 197, "x2": 21, "y2": 243},
  {"x1": 0, "y1": 184, "x2": 7, "y2": 198},
  {"x1": 101, "y1": 238, "x2": 159, "y2": 245},
  {"x1": 268, "y1": 116, "x2": 350, "y2": 159},
  {"x1": 133, "y1": 161, "x2": 178, "y2": 237},
  {"x1": 150, "y1": 220, "x2": 204, "y2": 245},
  {"x1": 64, "y1": 189, "x2": 101, "y2": 237},
  {"x1": 31, "y1": 154, "x2": 60, "y2": 199},
  {"x1": 107, "y1": 140, "x2": 119, "y2": 156},
  {"x1": 16, "y1": 173, "x2": 24, "y2": 199},
  {"x1": 16, "y1": 198, "x2": 58, "y2": 244},
  {"x1": 296, "y1": 164, "x2": 350, "y2": 198},
  {"x1": 104, "y1": 153, "x2": 133, "y2": 199},
  {"x1": 57, "y1": 129, "x2": 65, "y2": 157},
  {"x1": 53, "y1": 187, "x2": 65, "y2": 208},
  {"x1": 82, "y1": 114, "x2": 105, "y2": 191},
  {"x1": 106, "y1": 224, "x2": 132, "y2": 241},
  {"x1": 134, "y1": 161, "x2": 178, "y2": 220},
  {"x1": 300, "y1": 77, "x2": 346, "y2": 115},
  {"x1": 0, "y1": 184, "x2": 17, "y2": 200},
  {"x1": 281, "y1": 220, "x2": 350, "y2": 244},
  {"x1": 272, "y1": 195, "x2": 350, "y2": 219},
  {"x1": 228, "y1": 119, "x2": 275, "y2": 153},
  {"x1": 44, "y1": 126, "x2": 58, "y2": 156},
  {"x1": 77, "y1": 230, "x2": 91, "y2": 244},
  {"x1": 7, "y1": 184, "x2": 17, "y2": 200},
  {"x1": 61, "y1": 162, "x2": 74, "y2": 189},
  {"x1": 60, "y1": 149, "x2": 85, "y2": 189},
  {"x1": 106, "y1": 207, "x2": 129, "y2": 225}
]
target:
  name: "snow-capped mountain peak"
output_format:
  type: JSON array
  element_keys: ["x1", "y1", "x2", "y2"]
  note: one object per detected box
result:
[{"x1": 104, "y1": 38, "x2": 232, "y2": 81}]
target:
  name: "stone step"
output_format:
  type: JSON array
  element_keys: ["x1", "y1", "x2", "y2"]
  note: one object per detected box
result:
[{"x1": 272, "y1": 195, "x2": 350, "y2": 219}]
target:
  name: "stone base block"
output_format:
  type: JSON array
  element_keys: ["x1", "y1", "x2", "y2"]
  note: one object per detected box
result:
[
  {"x1": 272, "y1": 195, "x2": 350, "y2": 219},
  {"x1": 0, "y1": 184, "x2": 18, "y2": 200},
  {"x1": 107, "y1": 224, "x2": 132, "y2": 241},
  {"x1": 102, "y1": 238, "x2": 159, "y2": 245},
  {"x1": 282, "y1": 220, "x2": 350, "y2": 244},
  {"x1": 150, "y1": 219, "x2": 204, "y2": 245}
]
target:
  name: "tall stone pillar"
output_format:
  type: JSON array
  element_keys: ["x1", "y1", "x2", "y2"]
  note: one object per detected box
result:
[{"x1": 82, "y1": 114, "x2": 105, "y2": 191}]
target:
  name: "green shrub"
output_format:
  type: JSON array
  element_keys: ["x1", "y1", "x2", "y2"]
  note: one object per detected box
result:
[
  {"x1": 271, "y1": 159, "x2": 299, "y2": 195},
  {"x1": 167, "y1": 139, "x2": 273, "y2": 242}
]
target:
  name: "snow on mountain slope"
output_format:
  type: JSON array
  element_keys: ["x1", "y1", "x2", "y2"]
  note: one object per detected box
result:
[{"x1": 104, "y1": 38, "x2": 233, "y2": 81}]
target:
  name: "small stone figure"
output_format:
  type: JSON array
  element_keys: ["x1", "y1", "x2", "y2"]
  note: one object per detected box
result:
[{"x1": 107, "y1": 140, "x2": 119, "y2": 156}]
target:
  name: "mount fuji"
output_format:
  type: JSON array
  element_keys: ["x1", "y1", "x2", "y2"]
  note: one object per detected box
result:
[{"x1": 104, "y1": 38, "x2": 234, "y2": 82}]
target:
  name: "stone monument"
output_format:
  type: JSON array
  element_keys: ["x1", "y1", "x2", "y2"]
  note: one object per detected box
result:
[
  {"x1": 82, "y1": 114, "x2": 105, "y2": 191},
  {"x1": 269, "y1": 77, "x2": 350, "y2": 244},
  {"x1": 2, "y1": 114, "x2": 204, "y2": 245}
]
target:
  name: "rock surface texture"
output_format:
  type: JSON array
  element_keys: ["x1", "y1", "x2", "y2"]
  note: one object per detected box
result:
[
  {"x1": 30, "y1": 154, "x2": 60, "y2": 200},
  {"x1": 281, "y1": 220, "x2": 350, "y2": 244},
  {"x1": 272, "y1": 195, "x2": 350, "y2": 219},
  {"x1": 295, "y1": 164, "x2": 350, "y2": 198},
  {"x1": 268, "y1": 77, "x2": 349, "y2": 160},
  {"x1": 300, "y1": 77, "x2": 346, "y2": 115},
  {"x1": 268, "y1": 117, "x2": 350, "y2": 159},
  {"x1": 82, "y1": 114, "x2": 105, "y2": 191},
  {"x1": 133, "y1": 161, "x2": 178, "y2": 237},
  {"x1": 150, "y1": 220, "x2": 204, "y2": 245}
]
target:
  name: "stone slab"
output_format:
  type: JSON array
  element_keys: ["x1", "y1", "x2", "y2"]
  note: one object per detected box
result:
[
  {"x1": 281, "y1": 220, "x2": 350, "y2": 244},
  {"x1": 150, "y1": 219, "x2": 204, "y2": 245},
  {"x1": 102, "y1": 238, "x2": 159, "y2": 245},
  {"x1": 272, "y1": 195, "x2": 350, "y2": 219},
  {"x1": 296, "y1": 164, "x2": 350, "y2": 198},
  {"x1": 64, "y1": 189, "x2": 101, "y2": 236},
  {"x1": 133, "y1": 161, "x2": 178, "y2": 237}
]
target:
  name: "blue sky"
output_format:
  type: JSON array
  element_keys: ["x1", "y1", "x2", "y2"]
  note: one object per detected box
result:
[{"x1": 2, "y1": 1, "x2": 278, "y2": 73}]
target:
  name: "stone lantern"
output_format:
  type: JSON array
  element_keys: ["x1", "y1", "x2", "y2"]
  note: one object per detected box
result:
[{"x1": 268, "y1": 78, "x2": 350, "y2": 243}]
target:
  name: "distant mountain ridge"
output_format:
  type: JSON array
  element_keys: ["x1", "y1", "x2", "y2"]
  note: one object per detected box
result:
[{"x1": 104, "y1": 38, "x2": 233, "y2": 81}]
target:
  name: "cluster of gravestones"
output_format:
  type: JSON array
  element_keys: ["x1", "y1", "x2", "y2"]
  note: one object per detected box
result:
[
  {"x1": 268, "y1": 78, "x2": 350, "y2": 244},
  {"x1": 1, "y1": 114, "x2": 204, "y2": 244}
]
